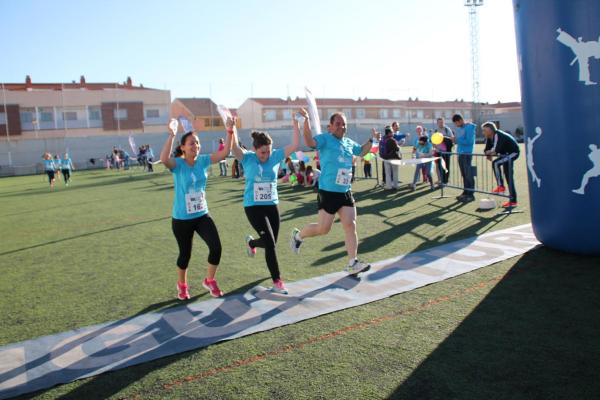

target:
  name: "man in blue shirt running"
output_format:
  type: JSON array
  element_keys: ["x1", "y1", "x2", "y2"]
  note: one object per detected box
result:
[{"x1": 290, "y1": 111, "x2": 380, "y2": 276}]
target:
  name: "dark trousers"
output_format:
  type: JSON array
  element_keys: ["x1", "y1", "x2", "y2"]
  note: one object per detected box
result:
[
  {"x1": 171, "y1": 214, "x2": 222, "y2": 268},
  {"x1": 493, "y1": 153, "x2": 519, "y2": 202},
  {"x1": 364, "y1": 164, "x2": 372, "y2": 178},
  {"x1": 245, "y1": 205, "x2": 281, "y2": 281},
  {"x1": 458, "y1": 154, "x2": 474, "y2": 196},
  {"x1": 62, "y1": 169, "x2": 71, "y2": 183},
  {"x1": 381, "y1": 161, "x2": 386, "y2": 183}
]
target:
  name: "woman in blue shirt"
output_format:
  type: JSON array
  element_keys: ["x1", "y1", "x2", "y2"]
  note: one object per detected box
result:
[
  {"x1": 410, "y1": 136, "x2": 435, "y2": 191},
  {"x1": 61, "y1": 153, "x2": 75, "y2": 186},
  {"x1": 159, "y1": 120, "x2": 233, "y2": 300},
  {"x1": 231, "y1": 113, "x2": 300, "y2": 294},
  {"x1": 42, "y1": 152, "x2": 56, "y2": 189},
  {"x1": 290, "y1": 111, "x2": 380, "y2": 276}
]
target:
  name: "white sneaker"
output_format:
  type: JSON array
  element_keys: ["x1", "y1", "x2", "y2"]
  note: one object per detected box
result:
[
  {"x1": 344, "y1": 259, "x2": 371, "y2": 276},
  {"x1": 245, "y1": 235, "x2": 256, "y2": 257},
  {"x1": 290, "y1": 228, "x2": 302, "y2": 254},
  {"x1": 271, "y1": 279, "x2": 288, "y2": 294}
]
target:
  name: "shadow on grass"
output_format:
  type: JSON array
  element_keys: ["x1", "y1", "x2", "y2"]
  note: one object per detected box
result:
[
  {"x1": 15, "y1": 278, "x2": 268, "y2": 400},
  {"x1": 310, "y1": 198, "x2": 506, "y2": 267},
  {"x1": 0, "y1": 216, "x2": 170, "y2": 256},
  {"x1": 389, "y1": 247, "x2": 600, "y2": 400}
]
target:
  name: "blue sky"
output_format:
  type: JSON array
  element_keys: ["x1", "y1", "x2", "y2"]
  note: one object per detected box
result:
[{"x1": 0, "y1": 0, "x2": 520, "y2": 108}]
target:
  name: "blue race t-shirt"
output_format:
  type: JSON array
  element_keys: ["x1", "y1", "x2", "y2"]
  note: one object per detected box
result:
[
  {"x1": 415, "y1": 142, "x2": 433, "y2": 158},
  {"x1": 44, "y1": 160, "x2": 55, "y2": 171},
  {"x1": 314, "y1": 133, "x2": 362, "y2": 193},
  {"x1": 170, "y1": 155, "x2": 211, "y2": 220},
  {"x1": 241, "y1": 148, "x2": 285, "y2": 207},
  {"x1": 61, "y1": 158, "x2": 72, "y2": 170}
]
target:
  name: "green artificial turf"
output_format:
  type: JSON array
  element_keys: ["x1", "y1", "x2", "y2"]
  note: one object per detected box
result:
[{"x1": 2, "y1": 146, "x2": 599, "y2": 399}]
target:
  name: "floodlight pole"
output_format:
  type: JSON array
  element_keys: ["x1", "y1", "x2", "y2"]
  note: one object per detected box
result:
[{"x1": 465, "y1": 0, "x2": 483, "y2": 131}]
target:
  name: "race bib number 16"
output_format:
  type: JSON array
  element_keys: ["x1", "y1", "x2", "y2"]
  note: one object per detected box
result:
[{"x1": 185, "y1": 191, "x2": 207, "y2": 214}]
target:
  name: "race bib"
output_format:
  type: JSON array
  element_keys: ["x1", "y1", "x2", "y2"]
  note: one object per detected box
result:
[
  {"x1": 185, "y1": 190, "x2": 206, "y2": 214},
  {"x1": 335, "y1": 168, "x2": 352, "y2": 186},
  {"x1": 254, "y1": 182, "x2": 274, "y2": 202}
]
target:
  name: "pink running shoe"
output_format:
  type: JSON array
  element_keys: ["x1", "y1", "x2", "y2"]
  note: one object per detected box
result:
[
  {"x1": 272, "y1": 279, "x2": 288, "y2": 294},
  {"x1": 202, "y1": 278, "x2": 224, "y2": 298},
  {"x1": 177, "y1": 282, "x2": 190, "y2": 300}
]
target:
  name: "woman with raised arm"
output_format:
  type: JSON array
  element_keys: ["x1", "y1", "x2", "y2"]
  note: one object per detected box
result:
[
  {"x1": 160, "y1": 119, "x2": 233, "y2": 300},
  {"x1": 231, "y1": 112, "x2": 301, "y2": 294},
  {"x1": 290, "y1": 111, "x2": 380, "y2": 276}
]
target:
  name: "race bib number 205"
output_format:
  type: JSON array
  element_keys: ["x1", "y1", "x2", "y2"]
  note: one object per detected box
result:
[{"x1": 254, "y1": 182, "x2": 274, "y2": 202}]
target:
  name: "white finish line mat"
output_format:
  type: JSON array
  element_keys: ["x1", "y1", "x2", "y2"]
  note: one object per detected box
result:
[{"x1": 0, "y1": 224, "x2": 538, "y2": 399}]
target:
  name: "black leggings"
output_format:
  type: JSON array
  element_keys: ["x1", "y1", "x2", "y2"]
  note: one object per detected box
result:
[
  {"x1": 62, "y1": 169, "x2": 71, "y2": 183},
  {"x1": 171, "y1": 214, "x2": 222, "y2": 269},
  {"x1": 244, "y1": 205, "x2": 281, "y2": 281}
]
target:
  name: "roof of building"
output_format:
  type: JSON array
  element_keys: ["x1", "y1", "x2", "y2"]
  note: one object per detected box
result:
[
  {"x1": 175, "y1": 98, "x2": 220, "y2": 116},
  {"x1": 1, "y1": 76, "x2": 156, "y2": 91},
  {"x1": 491, "y1": 101, "x2": 522, "y2": 108},
  {"x1": 247, "y1": 97, "x2": 519, "y2": 109}
]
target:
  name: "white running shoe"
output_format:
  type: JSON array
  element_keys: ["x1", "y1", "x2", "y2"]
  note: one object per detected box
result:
[
  {"x1": 246, "y1": 235, "x2": 256, "y2": 257},
  {"x1": 290, "y1": 228, "x2": 302, "y2": 254},
  {"x1": 344, "y1": 259, "x2": 371, "y2": 276}
]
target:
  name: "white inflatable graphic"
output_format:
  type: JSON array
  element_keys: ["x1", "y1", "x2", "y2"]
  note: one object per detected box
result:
[
  {"x1": 527, "y1": 127, "x2": 542, "y2": 188},
  {"x1": 556, "y1": 28, "x2": 600, "y2": 85},
  {"x1": 573, "y1": 144, "x2": 600, "y2": 195}
]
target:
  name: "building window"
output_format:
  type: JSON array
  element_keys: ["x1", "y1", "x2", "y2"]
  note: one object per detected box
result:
[
  {"x1": 282, "y1": 109, "x2": 292, "y2": 121},
  {"x1": 444, "y1": 110, "x2": 452, "y2": 118},
  {"x1": 264, "y1": 110, "x2": 276, "y2": 121},
  {"x1": 114, "y1": 109, "x2": 128, "y2": 120},
  {"x1": 392, "y1": 109, "x2": 401, "y2": 118},
  {"x1": 63, "y1": 111, "x2": 78, "y2": 121},
  {"x1": 145, "y1": 109, "x2": 160, "y2": 118},
  {"x1": 20, "y1": 109, "x2": 34, "y2": 123},
  {"x1": 342, "y1": 108, "x2": 352, "y2": 118},
  {"x1": 464, "y1": 110, "x2": 471, "y2": 119},
  {"x1": 410, "y1": 110, "x2": 418, "y2": 119},
  {"x1": 416, "y1": 110, "x2": 424, "y2": 119},
  {"x1": 0, "y1": 112, "x2": 6, "y2": 124},
  {"x1": 326, "y1": 109, "x2": 338, "y2": 118},
  {"x1": 89, "y1": 107, "x2": 101, "y2": 121},
  {"x1": 40, "y1": 109, "x2": 54, "y2": 122},
  {"x1": 379, "y1": 109, "x2": 389, "y2": 119},
  {"x1": 434, "y1": 110, "x2": 443, "y2": 118},
  {"x1": 356, "y1": 108, "x2": 366, "y2": 119}
]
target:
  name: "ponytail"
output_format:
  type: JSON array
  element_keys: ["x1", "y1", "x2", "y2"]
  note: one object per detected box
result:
[{"x1": 250, "y1": 131, "x2": 272, "y2": 149}]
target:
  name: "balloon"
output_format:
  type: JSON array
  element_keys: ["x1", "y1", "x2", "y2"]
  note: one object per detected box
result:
[
  {"x1": 295, "y1": 151, "x2": 304, "y2": 161},
  {"x1": 290, "y1": 152, "x2": 298, "y2": 160},
  {"x1": 431, "y1": 132, "x2": 444, "y2": 145},
  {"x1": 370, "y1": 146, "x2": 379, "y2": 153},
  {"x1": 289, "y1": 174, "x2": 297, "y2": 184},
  {"x1": 304, "y1": 156, "x2": 310, "y2": 162}
]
